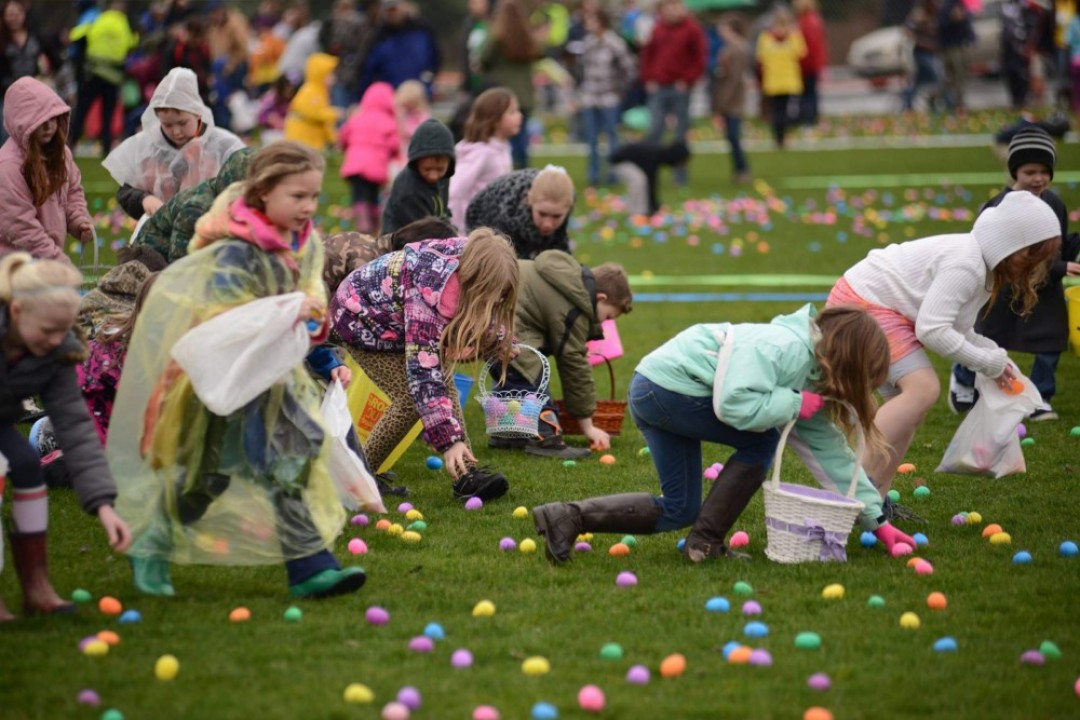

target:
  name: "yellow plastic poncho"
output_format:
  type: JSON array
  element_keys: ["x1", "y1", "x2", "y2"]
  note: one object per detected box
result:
[{"x1": 108, "y1": 187, "x2": 344, "y2": 566}]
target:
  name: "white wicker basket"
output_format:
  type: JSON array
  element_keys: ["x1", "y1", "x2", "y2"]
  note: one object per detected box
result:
[
  {"x1": 763, "y1": 402, "x2": 866, "y2": 564},
  {"x1": 476, "y1": 344, "x2": 550, "y2": 439}
]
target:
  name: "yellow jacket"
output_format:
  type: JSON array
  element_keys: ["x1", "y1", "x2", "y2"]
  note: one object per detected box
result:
[
  {"x1": 756, "y1": 30, "x2": 806, "y2": 97},
  {"x1": 284, "y1": 53, "x2": 339, "y2": 152},
  {"x1": 71, "y1": 9, "x2": 138, "y2": 84}
]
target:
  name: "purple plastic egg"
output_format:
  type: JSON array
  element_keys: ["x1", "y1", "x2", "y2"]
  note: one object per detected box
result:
[
  {"x1": 574, "y1": 541, "x2": 592, "y2": 553},
  {"x1": 616, "y1": 571, "x2": 638, "y2": 587},
  {"x1": 951, "y1": 513, "x2": 967, "y2": 526},
  {"x1": 465, "y1": 497, "x2": 484, "y2": 511},
  {"x1": 77, "y1": 636, "x2": 98, "y2": 651},
  {"x1": 742, "y1": 600, "x2": 762, "y2": 616},
  {"x1": 351, "y1": 513, "x2": 370, "y2": 526},
  {"x1": 397, "y1": 502, "x2": 414, "y2": 514},
  {"x1": 1017, "y1": 423, "x2": 1027, "y2": 438},
  {"x1": 366, "y1": 606, "x2": 390, "y2": 625},
  {"x1": 626, "y1": 665, "x2": 651, "y2": 684},
  {"x1": 748, "y1": 649, "x2": 773, "y2": 667},
  {"x1": 451, "y1": 649, "x2": 474, "y2": 668},
  {"x1": 77, "y1": 689, "x2": 101, "y2": 706},
  {"x1": 498, "y1": 537, "x2": 517, "y2": 552},
  {"x1": 408, "y1": 636, "x2": 434, "y2": 653},
  {"x1": 1020, "y1": 650, "x2": 1045, "y2": 665},
  {"x1": 807, "y1": 673, "x2": 831, "y2": 691},
  {"x1": 397, "y1": 687, "x2": 422, "y2": 710}
]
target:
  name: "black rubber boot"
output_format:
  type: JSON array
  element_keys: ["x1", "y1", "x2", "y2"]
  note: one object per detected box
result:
[
  {"x1": 533, "y1": 493, "x2": 660, "y2": 564},
  {"x1": 684, "y1": 460, "x2": 767, "y2": 563}
]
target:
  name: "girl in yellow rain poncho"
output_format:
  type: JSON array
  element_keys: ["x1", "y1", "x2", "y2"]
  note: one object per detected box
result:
[{"x1": 108, "y1": 141, "x2": 364, "y2": 600}]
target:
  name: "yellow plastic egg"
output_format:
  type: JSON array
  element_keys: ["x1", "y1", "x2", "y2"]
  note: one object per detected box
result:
[
  {"x1": 512, "y1": 506, "x2": 529, "y2": 519},
  {"x1": 83, "y1": 640, "x2": 109, "y2": 656},
  {"x1": 821, "y1": 584, "x2": 845, "y2": 600},
  {"x1": 387, "y1": 523, "x2": 404, "y2": 537},
  {"x1": 405, "y1": 509, "x2": 424, "y2": 521},
  {"x1": 519, "y1": 538, "x2": 537, "y2": 553},
  {"x1": 966, "y1": 512, "x2": 983, "y2": 524},
  {"x1": 155, "y1": 654, "x2": 180, "y2": 681},
  {"x1": 989, "y1": 532, "x2": 1012, "y2": 545},
  {"x1": 401, "y1": 531, "x2": 422, "y2": 544},
  {"x1": 521, "y1": 656, "x2": 551, "y2": 676},
  {"x1": 343, "y1": 683, "x2": 374, "y2": 704},
  {"x1": 472, "y1": 600, "x2": 496, "y2": 618},
  {"x1": 899, "y1": 612, "x2": 921, "y2": 629}
]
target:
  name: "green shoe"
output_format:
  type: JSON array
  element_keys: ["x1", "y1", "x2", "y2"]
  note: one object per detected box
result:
[
  {"x1": 289, "y1": 567, "x2": 366, "y2": 600},
  {"x1": 130, "y1": 556, "x2": 176, "y2": 597}
]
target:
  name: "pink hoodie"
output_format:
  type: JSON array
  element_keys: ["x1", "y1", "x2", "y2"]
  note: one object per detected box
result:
[
  {"x1": 448, "y1": 137, "x2": 512, "y2": 230},
  {"x1": 0, "y1": 77, "x2": 89, "y2": 262},
  {"x1": 339, "y1": 82, "x2": 401, "y2": 184}
]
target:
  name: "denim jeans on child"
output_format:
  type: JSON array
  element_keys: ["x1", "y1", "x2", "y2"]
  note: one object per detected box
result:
[
  {"x1": 952, "y1": 353, "x2": 1060, "y2": 402},
  {"x1": 723, "y1": 114, "x2": 748, "y2": 174},
  {"x1": 582, "y1": 105, "x2": 621, "y2": 185},
  {"x1": 646, "y1": 85, "x2": 690, "y2": 183},
  {"x1": 628, "y1": 372, "x2": 779, "y2": 532}
]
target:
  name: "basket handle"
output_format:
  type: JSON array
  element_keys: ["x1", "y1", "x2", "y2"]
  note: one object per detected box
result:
[
  {"x1": 587, "y1": 353, "x2": 617, "y2": 401},
  {"x1": 476, "y1": 343, "x2": 551, "y2": 397},
  {"x1": 765, "y1": 397, "x2": 865, "y2": 500}
]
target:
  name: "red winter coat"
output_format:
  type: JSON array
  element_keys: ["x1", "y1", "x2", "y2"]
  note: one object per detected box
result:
[
  {"x1": 798, "y1": 10, "x2": 827, "y2": 76},
  {"x1": 640, "y1": 17, "x2": 707, "y2": 86}
]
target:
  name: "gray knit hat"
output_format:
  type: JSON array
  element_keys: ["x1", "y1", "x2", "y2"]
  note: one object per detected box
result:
[{"x1": 1007, "y1": 127, "x2": 1056, "y2": 180}]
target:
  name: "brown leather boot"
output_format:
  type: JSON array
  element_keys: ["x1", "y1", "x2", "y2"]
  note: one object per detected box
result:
[
  {"x1": 684, "y1": 460, "x2": 767, "y2": 563},
  {"x1": 533, "y1": 493, "x2": 661, "y2": 564},
  {"x1": 0, "y1": 596, "x2": 15, "y2": 622},
  {"x1": 9, "y1": 532, "x2": 75, "y2": 615}
]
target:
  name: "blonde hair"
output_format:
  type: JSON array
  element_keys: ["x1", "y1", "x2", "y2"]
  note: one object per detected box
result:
[
  {"x1": 813, "y1": 306, "x2": 890, "y2": 462},
  {"x1": 395, "y1": 80, "x2": 429, "y2": 113},
  {"x1": 23, "y1": 113, "x2": 69, "y2": 207},
  {"x1": 988, "y1": 237, "x2": 1059, "y2": 319},
  {"x1": 243, "y1": 141, "x2": 325, "y2": 212},
  {"x1": 440, "y1": 228, "x2": 519, "y2": 381},
  {"x1": 592, "y1": 263, "x2": 632, "y2": 314},
  {"x1": 526, "y1": 166, "x2": 574, "y2": 210},
  {"x1": 463, "y1": 88, "x2": 517, "y2": 143},
  {"x1": 0, "y1": 252, "x2": 82, "y2": 316}
]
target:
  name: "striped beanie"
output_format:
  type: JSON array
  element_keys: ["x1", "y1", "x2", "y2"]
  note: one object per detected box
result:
[{"x1": 1007, "y1": 127, "x2": 1056, "y2": 180}]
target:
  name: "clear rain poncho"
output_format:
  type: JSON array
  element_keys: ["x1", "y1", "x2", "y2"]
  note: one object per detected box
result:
[
  {"x1": 102, "y1": 67, "x2": 246, "y2": 204},
  {"x1": 108, "y1": 189, "x2": 344, "y2": 566}
]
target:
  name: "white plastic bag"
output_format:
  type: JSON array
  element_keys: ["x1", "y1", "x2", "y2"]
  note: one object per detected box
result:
[
  {"x1": 171, "y1": 292, "x2": 311, "y2": 416},
  {"x1": 321, "y1": 380, "x2": 386, "y2": 513},
  {"x1": 935, "y1": 368, "x2": 1042, "y2": 478}
]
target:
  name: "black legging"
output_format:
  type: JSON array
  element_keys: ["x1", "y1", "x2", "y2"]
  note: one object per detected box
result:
[
  {"x1": 767, "y1": 94, "x2": 794, "y2": 148},
  {"x1": 69, "y1": 75, "x2": 120, "y2": 153}
]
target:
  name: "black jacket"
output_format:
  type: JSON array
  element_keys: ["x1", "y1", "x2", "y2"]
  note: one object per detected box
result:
[
  {"x1": 465, "y1": 168, "x2": 575, "y2": 259},
  {"x1": 381, "y1": 118, "x2": 455, "y2": 234},
  {"x1": 610, "y1": 141, "x2": 690, "y2": 215}
]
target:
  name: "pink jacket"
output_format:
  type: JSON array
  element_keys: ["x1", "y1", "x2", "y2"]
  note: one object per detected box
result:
[
  {"x1": 339, "y1": 82, "x2": 401, "y2": 184},
  {"x1": 448, "y1": 138, "x2": 512, "y2": 230},
  {"x1": 0, "y1": 77, "x2": 89, "y2": 262}
]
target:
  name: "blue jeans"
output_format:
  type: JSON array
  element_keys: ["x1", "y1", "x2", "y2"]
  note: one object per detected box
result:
[
  {"x1": 582, "y1": 105, "x2": 620, "y2": 185},
  {"x1": 628, "y1": 373, "x2": 779, "y2": 532},
  {"x1": 902, "y1": 49, "x2": 941, "y2": 111},
  {"x1": 646, "y1": 85, "x2": 690, "y2": 183},
  {"x1": 952, "y1": 353, "x2": 1060, "y2": 402},
  {"x1": 723, "y1": 114, "x2": 748, "y2": 174},
  {"x1": 509, "y1": 107, "x2": 531, "y2": 169},
  {"x1": 799, "y1": 72, "x2": 819, "y2": 126}
]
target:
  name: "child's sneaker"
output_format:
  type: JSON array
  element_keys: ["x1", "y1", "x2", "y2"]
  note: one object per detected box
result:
[
  {"x1": 453, "y1": 467, "x2": 509, "y2": 502},
  {"x1": 1028, "y1": 402, "x2": 1058, "y2": 422},
  {"x1": 375, "y1": 472, "x2": 410, "y2": 497},
  {"x1": 947, "y1": 374, "x2": 978, "y2": 414},
  {"x1": 524, "y1": 435, "x2": 591, "y2": 460}
]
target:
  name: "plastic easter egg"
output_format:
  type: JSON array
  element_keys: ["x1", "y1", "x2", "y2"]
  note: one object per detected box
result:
[
  {"x1": 97, "y1": 631, "x2": 120, "y2": 646},
  {"x1": 498, "y1": 537, "x2": 517, "y2": 552},
  {"x1": 912, "y1": 532, "x2": 929, "y2": 547},
  {"x1": 397, "y1": 687, "x2": 421, "y2": 710},
  {"x1": 83, "y1": 640, "x2": 109, "y2": 656},
  {"x1": 465, "y1": 497, "x2": 484, "y2": 511},
  {"x1": 1013, "y1": 550, "x2": 1033, "y2": 564},
  {"x1": 348, "y1": 538, "x2": 368, "y2": 555},
  {"x1": 727, "y1": 646, "x2": 752, "y2": 664},
  {"x1": 660, "y1": 653, "x2": 687, "y2": 677},
  {"x1": 366, "y1": 606, "x2": 390, "y2": 625},
  {"x1": 519, "y1": 538, "x2": 537, "y2": 553},
  {"x1": 406, "y1": 521, "x2": 427, "y2": 533},
  {"x1": 405, "y1": 509, "x2": 424, "y2": 521},
  {"x1": 1071, "y1": 426, "x2": 1080, "y2": 437},
  {"x1": 703, "y1": 466, "x2": 720, "y2": 481},
  {"x1": 616, "y1": 571, "x2": 638, "y2": 587},
  {"x1": 744, "y1": 621, "x2": 769, "y2": 638},
  {"x1": 807, "y1": 673, "x2": 831, "y2": 691},
  {"x1": 803, "y1": 708, "x2": 834, "y2": 720},
  {"x1": 408, "y1": 636, "x2": 434, "y2": 653},
  {"x1": 578, "y1": 685, "x2": 605, "y2": 713},
  {"x1": 821, "y1": 584, "x2": 844, "y2": 600},
  {"x1": 867, "y1": 595, "x2": 886, "y2": 608},
  {"x1": 933, "y1": 637, "x2": 958, "y2": 653},
  {"x1": 890, "y1": 542, "x2": 913, "y2": 558},
  {"x1": 626, "y1": 665, "x2": 650, "y2": 684},
  {"x1": 926, "y1": 592, "x2": 947, "y2": 610},
  {"x1": 981, "y1": 523, "x2": 1003, "y2": 538},
  {"x1": 1020, "y1": 650, "x2": 1045, "y2": 665},
  {"x1": 228, "y1": 607, "x2": 251, "y2": 622},
  {"x1": 599, "y1": 454, "x2": 616, "y2": 465},
  {"x1": 351, "y1": 513, "x2": 369, "y2": 526},
  {"x1": 118, "y1": 610, "x2": 141, "y2": 624},
  {"x1": 401, "y1": 531, "x2": 422, "y2": 544},
  {"x1": 375, "y1": 519, "x2": 392, "y2": 532},
  {"x1": 451, "y1": 649, "x2": 474, "y2": 668},
  {"x1": 387, "y1": 523, "x2": 404, "y2": 537},
  {"x1": 472, "y1": 600, "x2": 496, "y2": 617},
  {"x1": 914, "y1": 560, "x2": 934, "y2": 575},
  {"x1": 98, "y1": 597, "x2": 122, "y2": 615},
  {"x1": 795, "y1": 632, "x2": 822, "y2": 649},
  {"x1": 887, "y1": 489, "x2": 901, "y2": 502},
  {"x1": 676, "y1": 538, "x2": 686, "y2": 552},
  {"x1": 382, "y1": 701, "x2": 410, "y2": 720},
  {"x1": 513, "y1": 506, "x2": 529, "y2": 519},
  {"x1": 742, "y1": 600, "x2": 762, "y2": 616},
  {"x1": 1039, "y1": 640, "x2": 1061, "y2": 660},
  {"x1": 575, "y1": 541, "x2": 592, "y2": 553},
  {"x1": 397, "y1": 502, "x2": 413, "y2": 513},
  {"x1": 522, "y1": 656, "x2": 551, "y2": 675},
  {"x1": 1075, "y1": 677, "x2": 1080, "y2": 696},
  {"x1": 1059, "y1": 540, "x2": 1078, "y2": 557},
  {"x1": 900, "y1": 612, "x2": 921, "y2": 629},
  {"x1": 422, "y1": 622, "x2": 445, "y2": 640},
  {"x1": 425, "y1": 456, "x2": 443, "y2": 470},
  {"x1": 913, "y1": 486, "x2": 930, "y2": 499},
  {"x1": 860, "y1": 531, "x2": 878, "y2": 548},
  {"x1": 78, "y1": 689, "x2": 101, "y2": 706},
  {"x1": 990, "y1": 532, "x2": 1012, "y2": 545},
  {"x1": 733, "y1": 581, "x2": 753, "y2": 595},
  {"x1": 1003, "y1": 378, "x2": 1024, "y2": 395},
  {"x1": 951, "y1": 513, "x2": 967, "y2": 526},
  {"x1": 532, "y1": 702, "x2": 559, "y2": 720},
  {"x1": 620, "y1": 535, "x2": 638, "y2": 547},
  {"x1": 966, "y1": 511, "x2": 983, "y2": 524},
  {"x1": 729, "y1": 531, "x2": 749, "y2": 548},
  {"x1": 897, "y1": 463, "x2": 916, "y2": 474},
  {"x1": 1017, "y1": 423, "x2": 1027, "y2": 438},
  {"x1": 283, "y1": 606, "x2": 303, "y2": 622},
  {"x1": 637, "y1": 447, "x2": 651, "y2": 457},
  {"x1": 609, "y1": 543, "x2": 631, "y2": 557},
  {"x1": 705, "y1": 597, "x2": 730, "y2": 613},
  {"x1": 72, "y1": 589, "x2": 92, "y2": 603},
  {"x1": 343, "y1": 684, "x2": 374, "y2": 703},
  {"x1": 155, "y1": 655, "x2": 179, "y2": 681},
  {"x1": 100, "y1": 709, "x2": 124, "y2": 720},
  {"x1": 721, "y1": 641, "x2": 741, "y2": 660},
  {"x1": 599, "y1": 643, "x2": 623, "y2": 661},
  {"x1": 748, "y1": 649, "x2": 773, "y2": 667}
]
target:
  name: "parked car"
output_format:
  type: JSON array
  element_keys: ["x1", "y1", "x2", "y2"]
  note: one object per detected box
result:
[{"x1": 847, "y1": 1, "x2": 1002, "y2": 88}]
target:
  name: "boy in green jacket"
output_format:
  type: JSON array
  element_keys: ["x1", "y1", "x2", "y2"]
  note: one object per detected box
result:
[{"x1": 492, "y1": 250, "x2": 632, "y2": 459}]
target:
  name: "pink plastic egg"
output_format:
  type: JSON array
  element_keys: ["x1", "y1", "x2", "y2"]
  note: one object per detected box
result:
[
  {"x1": 578, "y1": 685, "x2": 606, "y2": 713},
  {"x1": 729, "y1": 530, "x2": 750, "y2": 548},
  {"x1": 890, "y1": 542, "x2": 913, "y2": 558}
]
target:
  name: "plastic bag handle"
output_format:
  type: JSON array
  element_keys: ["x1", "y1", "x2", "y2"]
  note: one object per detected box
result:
[
  {"x1": 476, "y1": 344, "x2": 551, "y2": 397},
  {"x1": 766, "y1": 397, "x2": 865, "y2": 500}
]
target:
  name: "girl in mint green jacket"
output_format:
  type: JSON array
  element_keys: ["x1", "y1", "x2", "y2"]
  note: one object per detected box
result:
[{"x1": 534, "y1": 304, "x2": 916, "y2": 564}]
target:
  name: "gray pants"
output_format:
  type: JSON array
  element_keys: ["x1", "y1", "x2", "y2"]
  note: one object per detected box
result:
[
  {"x1": 613, "y1": 162, "x2": 649, "y2": 217},
  {"x1": 941, "y1": 46, "x2": 967, "y2": 110}
]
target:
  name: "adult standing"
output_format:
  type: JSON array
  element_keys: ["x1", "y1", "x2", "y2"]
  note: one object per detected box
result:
[
  {"x1": 0, "y1": 0, "x2": 59, "y2": 144},
  {"x1": 639, "y1": 0, "x2": 705, "y2": 181},
  {"x1": 755, "y1": 7, "x2": 805, "y2": 149},
  {"x1": 901, "y1": 0, "x2": 941, "y2": 112},
  {"x1": 793, "y1": 0, "x2": 826, "y2": 127},
  {"x1": 578, "y1": 9, "x2": 635, "y2": 187},
  {"x1": 358, "y1": 0, "x2": 440, "y2": 97},
  {"x1": 205, "y1": 0, "x2": 249, "y2": 130},
  {"x1": 465, "y1": 166, "x2": 575, "y2": 259},
  {"x1": 319, "y1": 0, "x2": 372, "y2": 108},
  {"x1": 461, "y1": 0, "x2": 491, "y2": 97},
  {"x1": 276, "y1": 5, "x2": 321, "y2": 83},
  {"x1": 712, "y1": 12, "x2": 750, "y2": 183},
  {"x1": 937, "y1": 0, "x2": 974, "y2": 111},
  {"x1": 68, "y1": 0, "x2": 138, "y2": 155},
  {"x1": 480, "y1": 0, "x2": 540, "y2": 168},
  {"x1": 1001, "y1": 0, "x2": 1048, "y2": 109}
]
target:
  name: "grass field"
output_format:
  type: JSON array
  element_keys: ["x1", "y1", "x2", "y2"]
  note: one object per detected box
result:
[{"x1": 2, "y1": 139, "x2": 1079, "y2": 720}]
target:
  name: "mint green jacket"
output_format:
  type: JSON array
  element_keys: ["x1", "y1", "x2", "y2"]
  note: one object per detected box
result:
[{"x1": 636, "y1": 304, "x2": 884, "y2": 529}]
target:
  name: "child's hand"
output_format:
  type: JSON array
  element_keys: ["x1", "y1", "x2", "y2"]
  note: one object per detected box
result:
[
  {"x1": 1066, "y1": 261, "x2": 1080, "y2": 276},
  {"x1": 142, "y1": 195, "x2": 164, "y2": 216},
  {"x1": 77, "y1": 220, "x2": 94, "y2": 244},
  {"x1": 97, "y1": 505, "x2": 132, "y2": 552},
  {"x1": 993, "y1": 364, "x2": 1018, "y2": 391},
  {"x1": 873, "y1": 522, "x2": 915, "y2": 554},
  {"x1": 584, "y1": 425, "x2": 611, "y2": 451},
  {"x1": 297, "y1": 295, "x2": 326, "y2": 324},
  {"x1": 443, "y1": 441, "x2": 477, "y2": 479},
  {"x1": 330, "y1": 365, "x2": 352, "y2": 388}
]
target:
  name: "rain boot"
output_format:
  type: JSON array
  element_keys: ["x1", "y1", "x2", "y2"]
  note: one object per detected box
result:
[
  {"x1": 684, "y1": 460, "x2": 766, "y2": 563},
  {"x1": 353, "y1": 202, "x2": 375, "y2": 233},
  {"x1": 9, "y1": 531, "x2": 74, "y2": 615},
  {"x1": 533, "y1": 493, "x2": 660, "y2": 564},
  {"x1": 522, "y1": 409, "x2": 590, "y2": 460}
]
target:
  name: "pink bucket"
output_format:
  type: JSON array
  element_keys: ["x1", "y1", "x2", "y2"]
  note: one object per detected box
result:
[{"x1": 586, "y1": 319, "x2": 623, "y2": 366}]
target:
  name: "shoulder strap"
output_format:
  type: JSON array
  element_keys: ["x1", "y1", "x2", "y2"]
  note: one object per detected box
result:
[{"x1": 553, "y1": 264, "x2": 601, "y2": 358}]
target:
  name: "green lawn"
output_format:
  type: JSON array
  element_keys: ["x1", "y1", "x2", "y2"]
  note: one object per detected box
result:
[{"x1": 2, "y1": 141, "x2": 1079, "y2": 720}]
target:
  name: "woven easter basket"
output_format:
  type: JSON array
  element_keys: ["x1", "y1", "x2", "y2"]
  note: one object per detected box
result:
[
  {"x1": 555, "y1": 356, "x2": 626, "y2": 436},
  {"x1": 476, "y1": 344, "x2": 551, "y2": 438},
  {"x1": 763, "y1": 402, "x2": 866, "y2": 564}
]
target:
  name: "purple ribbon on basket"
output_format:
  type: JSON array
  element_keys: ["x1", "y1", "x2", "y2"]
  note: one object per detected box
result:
[{"x1": 765, "y1": 517, "x2": 848, "y2": 562}]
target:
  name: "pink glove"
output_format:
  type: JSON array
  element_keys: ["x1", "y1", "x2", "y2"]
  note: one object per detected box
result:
[
  {"x1": 798, "y1": 391, "x2": 825, "y2": 420},
  {"x1": 874, "y1": 523, "x2": 916, "y2": 554}
]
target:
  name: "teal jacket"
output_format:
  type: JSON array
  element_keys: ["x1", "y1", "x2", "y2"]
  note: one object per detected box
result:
[{"x1": 637, "y1": 304, "x2": 884, "y2": 529}]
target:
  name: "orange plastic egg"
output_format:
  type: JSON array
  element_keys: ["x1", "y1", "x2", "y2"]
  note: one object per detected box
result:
[
  {"x1": 659, "y1": 653, "x2": 686, "y2": 677},
  {"x1": 727, "y1": 646, "x2": 753, "y2": 664},
  {"x1": 897, "y1": 463, "x2": 916, "y2": 474},
  {"x1": 599, "y1": 454, "x2": 617, "y2": 465},
  {"x1": 375, "y1": 519, "x2": 392, "y2": 531},
  {"x1": 96, "y1": 630, "x2": 120, "y2": 645},
  {"x1": 608, "y1": 543, "x2": 631, "y2": 557},
  {"x1": 981, "y1": 523, "x2": 1003, "y2": 539},
  {"x1": 229, "y1": 607, "x2": 252, "y2": 622},
  {"x1": 926, "y1": 592, "x2": 947, "y2": 610},
  {"x1": 804, "y1": 708, "x2": 834, "y2": 720},
  {"x1": 98, "y1": 596, "x2": 122, "y2": 615}
]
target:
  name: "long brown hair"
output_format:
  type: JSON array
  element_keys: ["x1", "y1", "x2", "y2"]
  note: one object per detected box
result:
[
  {"x1": 99, "y1": 272, "x2": 159, "y2": 348},
  {"x1": 440, "y1": 228, "x2": 519, "y2": 380},
  {"x1": 986, "y1": 237, "x2": 1059, "y2": 319},
  {"x1": 813, "y1": 306, "x2": 890, "y2": 461},
  {"x1": 463, "y1": 88, "x2": 516, "y2": 143},
  {"x1": 23, "y1": 113, "x2": 69, "y2": 207},
  {"x1": 492, "y1": 0, "x2": 538, "y2": 62}
]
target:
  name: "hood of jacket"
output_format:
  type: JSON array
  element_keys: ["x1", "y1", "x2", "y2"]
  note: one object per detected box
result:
[
  {"x1": 408, "y1": 118, "x2": 456, "y2": 177},
  {"x1": 303, "y1": 52, "x2": 339, "y2": 86},
  {"x1": 2, "y1": 77, "x2": 71, "y2": 153},
  {"x1": 95, "y1": 260, "x2": 154, "y2": 298},
  {"x1": 532, "y1": 250, "x2": 597, "y2": 324},
  {"x1": 768, "y1": 302, "x2": 820, "y2": 361},
  {"x1": 207, "y1": 147, "x2": 256, "y2": 196},
  {"x1": 971, "y1": 189, "x2": 1061, "y2": 269},
  {"x1": 358, "y1": 81, "x2": 396, "y2": 117},
  {"x1": 454, "y1": 138, "x2": 509, "y2": 167}
]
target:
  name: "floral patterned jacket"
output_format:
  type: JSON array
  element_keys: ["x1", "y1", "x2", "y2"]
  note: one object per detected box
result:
[{"x1": 77, "y1": 334, "x2": 125, "y2": 446}]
